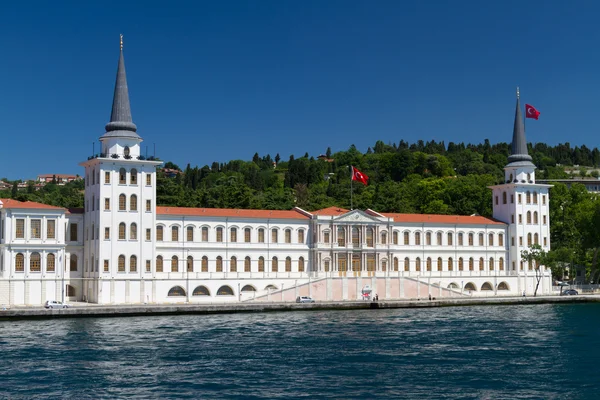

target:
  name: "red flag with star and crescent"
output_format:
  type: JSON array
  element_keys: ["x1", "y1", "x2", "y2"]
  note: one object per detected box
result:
[
  {"x1": 351, "y1": 166, "x2": 369, "y2": 185},
  {"x1": 525, "y1": 104, "x2": 540, "y2": 120}
]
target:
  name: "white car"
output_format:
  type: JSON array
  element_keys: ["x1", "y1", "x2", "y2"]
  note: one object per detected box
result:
[
  {"x1": 296, "y1": 296, "x2": 315, "y2": 303},
  {"x1": 44, "y1": 300, "x2": 70, "y2": 309}
]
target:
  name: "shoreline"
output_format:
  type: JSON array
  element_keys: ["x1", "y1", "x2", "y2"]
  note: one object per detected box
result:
[{"x1": 0, "y1": 295, "x2": 598, "y2": 321}]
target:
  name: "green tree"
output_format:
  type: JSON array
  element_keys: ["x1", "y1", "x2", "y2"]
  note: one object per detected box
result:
[{"x1": 521, "y1": 244, "x2": 550, "y2": 297}]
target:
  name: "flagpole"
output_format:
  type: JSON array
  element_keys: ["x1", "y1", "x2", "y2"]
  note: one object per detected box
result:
[{"x1": 350, "y1": 166, "x2": 353, "y2": 210}]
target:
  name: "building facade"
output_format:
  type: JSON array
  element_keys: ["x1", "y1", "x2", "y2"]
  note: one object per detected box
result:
[{"x1": 0, "y1": 46, "x2": 552, "y2": 306}]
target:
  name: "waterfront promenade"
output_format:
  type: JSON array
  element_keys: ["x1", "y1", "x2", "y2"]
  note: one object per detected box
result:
[{"x1": 0, "y1": 295, "x2": 597, "y2": 320}]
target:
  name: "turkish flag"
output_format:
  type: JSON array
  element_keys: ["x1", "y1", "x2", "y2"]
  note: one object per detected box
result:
[
  {"x1": 525, "y1": 104, "x2": 540, "y2": 120},
  {"x1": 351, "y1": 166, "x2": 369, "y2": 185}
]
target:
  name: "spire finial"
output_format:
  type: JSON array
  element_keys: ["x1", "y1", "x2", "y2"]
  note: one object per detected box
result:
[
  {"x1": 120, "y1": 34, "x2": 123, "y2": 51},
  {"x1": 516, "y1": 86, "x2": 520, "y2": 99}
]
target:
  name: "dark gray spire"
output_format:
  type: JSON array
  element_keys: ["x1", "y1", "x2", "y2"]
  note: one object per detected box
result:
[
  {"x1": 102, "y1": 35, "x2": 141, "y2": 140},
  {"x1": 507, "y1": 87, "x2": 533, "y2": 167}
]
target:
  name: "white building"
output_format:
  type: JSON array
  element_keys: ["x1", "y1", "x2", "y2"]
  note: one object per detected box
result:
[{"x1": 0, "y1": 46, "x2": 552, "y2": 306}]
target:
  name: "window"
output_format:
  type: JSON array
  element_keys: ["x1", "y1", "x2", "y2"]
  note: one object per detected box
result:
[
  {"x1": 230, "y1": 256, "x2": 237, "y2": 272},
  {"x1": 231, "y1": 228, "x2": 237, "y2": 242},
  {"x1": 543, "y1": 215, "x2": 547, "y2": 225},
  {"x1": 436, "y1": 232, "x2": 442, "y2": 246},
  {"x1": 156, "y1": 256, "x2": 163, "y2": 272},
  {"x1": 146, "y1": 200, "x2": 151, "y2": 212},
  {"x1": 426, "y1": 232, "x2": 431, "y2": 245},
  {"x1": 202, "y1": 256, "x2": 208, "y2": 272},
  {"x1": 70, "y1": 223, "x2": 78, "y2": 241},
  {"x1": 156, "y1": 226, "x2": 163, "y2": 241},
  {"x1": 478, "y1": 233, "x2": 484, "y2": 246},
  {"x1": 285, "y1": 257, "x2": 292, "y2": 272},
  {"x1": 488, "y1": 233, "x2": 494, "y2": 246},
  {"x1": 285, "y1": 229, "x2": 291, "y2": 243},
  {"x1": 187, "y1": 256, "x2": 193, "y2": 272},
  {"x1": 366, "y1": 228, "x2": 374, "y2": 247},
  {"x1": 130, "y1": 168, "x2": 138, "y2": 184},
  {"x1": 15, "y1": 254, "x2": 25, "y2": 272},
  {"x1": 298, "y1": 257, "x2": 305, "y2": 272},
  {"x1": 469, "y1": 257, "x2": 474, "y2": 271},
  {"x1": 499, "y1": 258, "x2": 504, "y2": 271},
  {"x1": 118, "y1": 255, "x2": 125, "y2": 272},
  {"x1": 47, "y1": 253, "x2": 55, "y2": 272},
  {"x1": 458, "y1": 233, "x2": 463, "y2": 246},
  {"x1": 258, "y1": 228, "x2": 265, "y2": 243},
  {"x1": 15, "y1": 219, "x2": 24, "y2": 239},
  {"x1": 105, "y1": 198, "x2": 110, "y2": 210},
  {"x1": 495, "y1": 196, "x2": 498, "y2": 205},
  {"x1": 92, "y1": 169, "x2": 95, "y2": 185},
  {"x1": 70, "y1": 254, "x2": 78, "y2": 271},
  {"x1": 105, "y1": 171, "x2": 111, "y2": 184},
  {"x1": 119, "y1": 223, "x2": 126, "y2": 240},
  {"x1": 130, "y1": 255, "x2": 137, "y2": 272},
  {"x1": 518, "y1": 214, "x2": 522, "y2": 224},
  {"x1": 119, "y1": 168, "x2": 126, "y2": 184},
  {"x1": 47, "y1": 220, "x2": 56, "y2": 239},
  {"x1": 105, "y1": 227, "x2": 110, "y2": 240},
  {"x1": 119, "y1": 194, "x2": 126, "y2": 211},
  {"x1": 448, "y1": 257, "x2": 453, "y2": 271},
  {"x1": 404, "y1": 232, "x2": 409, "y2": 245},
  {"x1": 519, "y1": 236, "x2": 523, "y2": 246},
  {"x1": 404, "y1": 257, "x2": 410, "y2": 272},
  {"x1": 130, "y1": 223, "x2": 137, "y2": 240},
  {"x1": 258, "y1": 256, "x2": 264, "y2": 272},
  {"x1": 518, "y1": 194, "x2": 522, "y2": 204},
  {"x1": 130, "y1": 195, "x2": 137, "y2": 211},
  {"x1": 393, "y1": 231, "x2": 399, "y2": 245},
  {"x1": 216, "y1": 256, "x2": 223, "y2": 272},
  {"x1": 511, "y1": 194, "x2": 514, "y2": 203},
  {"x1": 468, "y1": 233, "x2": 474, "y2": 246},
  {"x1": 533, "y1": 191, "x2": 538, "y2": 204},
  {"x1": 338, "y1": 254, "x2": 347, "y2": 272},
  {"x1": 298, "y1": 229, "x2": 305, "y2": 244},
  {"x1": 437, "y1": 257, "x2": 442, "y2": 271},
  {"x1": 352, "y1": 227, "x2": 360, "y2": 247},
  {"x1": 415, "y1": 257, "x2": 421, "y2": 272},
  {"x1": 447, "y1": 232, "x2": 453, "y2": 246},
  {"x1": 527, "y1": 211, "x2": 531, "y2": 224},
  {"x1": 245, "y1": 228, "x2": 251, "y2": 243},
  {"x1": 216, "y1": 227, "x2": 223, "y2": 242},
  {"x1": 324, "y1": 231, "x2": 330, "y2": 244},
  {"x1": 146, "y1": 260, "x2": 151, "y2": 272},
  {"x1": 30, "y1": 252, "x2": 41, "y2": 272},
  {"x1": 458, "y1": 258, "x2": 464, "y2": 271},
  {"x1": 499, "y1": 233, "x2": 504, "y2": 246},
  {"x1": 324, "y1": 260, "x2": 330, "y2": 272},
  {"x1": 542, "y1": 195, "x2": 546, "y2": 205},
  {"x1": 381, "y1": 231, "x2": 387, "y2": 245},
  {"x1": 544, "y1": 237, "x2": 547, "y2": 247},
  {"x1": 104, "y1": 259, "x2": 109, "y2": 272},
  {"x1": 172, "y1": 226, "x2": 179, "y2": 242},
  {"x1": 338, "y1": 227, "x2": 346, "y2": 246},
  {"x1": 489, "y1": 257, "x2": 494, "y2": 271},
  {"x1": 171, "y1": 256, "x2": 178, "y2": 272},
  {"x1": 146, "y1": 174, "x2": 151, "y2": 186},
  {"x1": 426, "y1": 257, "x2": 432, "y2": 271},
  {"x1": 415, "y1": 232, "x2": 421, "y2": 245},
  {"x1": 511, "y1": 214, "x2": 515, "y2": 223},
  {"x1": 502, "y1": 192, "x2": 507, "y2": 204},
  {"x1": 272, "y1": 257, "x2": 278, "y2": 272},
  {"x1": 202, "y1": 227, "x2": 208, "y2": 241},
  {"x1": 534, "y1": 212, "x2": 538, "y2": 224},
  {"x1": 272, "y1": 229, "x2": 278, "y2": 243},
  {"x1": 92, "y1": 195, "x2": 95, "y2": 211},
  {"x1": 526, "y1": 191, "x2": 531, "y2": 204},
  {"x1": 534, "y1": 233, "x2": 539, "y2": 245},
  {"x1": 527, "y1": 233, "x2": 532, "y2": 246},
  {"x1": 187, "y1": 226, "x2": 194, "y2": 241},
  {"x1": 31, "y1": 219, "x2": 41, "y2": 239},
  {"x1": 245, "y1": 256, "x2": 251, "y2": 272}
]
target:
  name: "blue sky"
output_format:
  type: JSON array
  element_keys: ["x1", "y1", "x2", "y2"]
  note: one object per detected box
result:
[{"x1": 1, "y1": 0, "x2": 600, "y2": 180}]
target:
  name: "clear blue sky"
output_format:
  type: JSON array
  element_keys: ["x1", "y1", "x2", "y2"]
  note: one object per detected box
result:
[{"x1": 1, "y1": 0, "x2": 599, "y2": 180}]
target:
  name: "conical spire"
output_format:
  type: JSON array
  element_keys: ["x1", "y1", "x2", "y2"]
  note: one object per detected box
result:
[
  {"x1": 102, "y1": 35, "x2": 141, "y2": 140},
  {"x1": 507, "y1": 87, "x2": 533, "y2": 166}
]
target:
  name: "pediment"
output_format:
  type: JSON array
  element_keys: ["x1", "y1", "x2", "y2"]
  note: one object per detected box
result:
[{"x1": 333, "y1": 210, "x2": 381, "y2": 224}]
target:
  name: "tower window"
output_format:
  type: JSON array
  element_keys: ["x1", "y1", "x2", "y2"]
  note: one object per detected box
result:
[
  {"x1": 105, "y1": 171, "x2": 111, "y2": 184},
  {"x1": 146, "y1": 174, "x2": 151, "y2": 186},
  {"x1": 130, "y1": 168, "x2": 138, "y2": 185}
]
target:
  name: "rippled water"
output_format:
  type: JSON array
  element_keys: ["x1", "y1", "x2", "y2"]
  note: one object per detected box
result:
[{"x1": 1, "y1": 304, "x2": 599, "y2": 399}]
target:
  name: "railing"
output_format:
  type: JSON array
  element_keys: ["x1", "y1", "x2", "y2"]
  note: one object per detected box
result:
[{"x1": 87, "y1": 153, "x2": 161, "y2": 161}]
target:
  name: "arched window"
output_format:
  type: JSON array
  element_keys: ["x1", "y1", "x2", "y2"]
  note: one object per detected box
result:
[
  {"x1": 338, "y1": 227, "x2": 346, "y2": 246},
  {"x1": 509, "y1": 173, "x2": 513, "y2": 182},
  {"x1": 187, "y1": 226, "x2": 194, "y2": 241},
  {"x1": 393, "y1": 231, "x2": 398, "y2": 244},
  {"x1": 448, "y1": 257, "x2": 453, "y2": 271},
  {"x1": 118, "y1": 255, "x2": 125, "y2": 272},
  {"x1": 415, "y1": 257, "x2": 421, "y2": 272},
  {"x1": 66, "y1": 284, "x2": 76, "y2": 297},
  {"x1": 426, "y1": 257, "x2": 432, "y2": 271},
  {"x1": 458, "y1": 257, "x2": 464, "y2": 271},
  {"x1": 156, "y1": 255, "x2": 163, "y2": 272},
  {"x1": 47, "y1": 253, "x2": 56, "y2": 272},
  {"x1": 404, "y1": 257, "x2": 410, "y2": 272},
  {"x1": 245, "y1": 228, "x2": 251, "y2": 243},
  {"x1": 171, "y1": 255, "x2": 178, "y2": 272},
  {"x1": 526, "y1": 191, "x2": 531, "y2": 203},
  {"x1": 298, "y1": 257, "x2": 305, "y2": 272},
  {"x1": 366, "y1": 228, "x2": 374, "y2": 247},
  {"x1": 437, "y1": 257, "x2": 442, "y2": 271},
  {"x1": 499, "y1": 233, "x2": 504, "y2": 246},
  {"x1": 130, "y1": 223, "x2": 137, "y2": 240},
  {"x1": 258, "y1": 256, "x2": 265, "y2": 272},
  {"x1": 217, "y1": 285, "x2": 234, "y2": 296},
  {"x1": 156, "y1": 226, "x2": 164, "y2": 241},
  {"x1": 172, "y1": 226, "x2": 179, "y2": 242},
  {"x1": 193, "y1": 286, "x2": 210, "y2": 296},
  {"x1": 130, "y1": 194, "x2": 137, "y2": 211},
  {"x1": 245, "y1": 256, "x2": 251, "y2": 272},
  {"x1": 272, "y1": 256, "x2": 278, "y2": 272},
  {"x1": 119, "y1": 168, "x2": 126, "y2": 184},
  {"x1": 285, "y1": 256, "x2": 292, "y2": 272},
  {"x1": 534, "y1": 211, "x2": 538, "y2": 224},
  {"x1": 489, "y1": 257, "x2": 494, "y2": 271},
  {"x1": 70, "y1": 254, "x2": 78, "y2": 272},
  {"x1": 481, "y1": 282, "x2": 493, "y2": 291},
  {"x1": 403, "y1": 231, "x2": 409, "y2": 245},
  {"x1": 272, "y1": 228, "x2": 278, "y2": 243},
  {"x1": 298, "y1": 229, "x2": 305, "y2": 243},
  {"x1": 216, "y1": 256, "x2": 223, "y2": 272},
  {"x1": 187, "y1": 256, "x2": 193, "y2": 272},
  {"x1": 426, "y1": 232, "x2": 431, "y2": 245},
  {"x1": 458, "y1": 232, "x2": 464, "y2": 246},
  {"x1": 499, "y1": 257, "x2": 505, "y2": 271},
  {"x1": 415, "y1": 232, "x2": 421, "y2": 245},
  {"x1": 394, "y1": 257, "x2": 399, "y2": 271},
  {"x1": 468, "y1": 233, "x2": 474, "y2": 246},
  {"x1": 479, "y1": 257, "x2": 484, "y2": 271},
  {"x1": 231, "y1": 227, "x2": 237, "y2": 242},
  {"x1": 119, "y1": 223, "x2": 126, "y2": 240},
  {"x1": 465, "y1": 282, "x2": 476, "y2": 291},
  {"x1": 285, "y1": 229, "x2": 291, "y2": 243},
  {"x1": 30, "y1": 252, "x2": 41, "y2": 272},
  {"x1": 497, "y1": 281, "x2": 509, "y2": 290},
  {"x1": 130, "y1": 168, "x2": 138, "y2": 184},
  {"x1": 202, "y1": 226, "x2": 209, "y2": 241},
  {"x1": 202, "y1": 256, "x2": 208, "y2": 272},
  {"x1": 447, "y1": 232, "x2": 453, "y2": 246},
  {"x1": 216, "y1": 227, "x2": 223, "y2": 242},
  {"x1": 381, "y1": 231, "x2": 387, "y2": 245},
  {"x1": 230, "y1": 256, "x2": 237, "y2": 272},
  {"x1": 533, "y1": 191, "x2": 538, "y2": 204},
  {"x1": 527, "y1": 233, "x2": 532, "y2": 246},
  {"x1": 489, "y1": 233, "x2": 494, "y2": 246},
  {"x1": 478, "y1": 233, "x2": 484, "y2": 246},
  {"x1": 241, "y1": 285, "x2": 256, "y2": 292},
  {"x1": 469, "y1": 257, "x2": 474, "y2": 271},
  {"x1": 130, "y1": 255, "x2": 137, "y2": 272},
  {"x1": 352, "y1": 227, "x2": 360, "y2": 246},
  {"x1": 119, "y1": 194, "x2": 126, "y2": 210},
  {"x1": 15, "y1": 253, "x2": 24, "y2": 272},
  {"x1": 338, "y1": 254, "x2": 347, "y2": 271},
  {"x1": 436, "y1": 232, "x2": 442, "y2": 245},
  {"x1": 527, "y1": 211, "x2": 531, "y2": 224},
  {"x1": 168, "y1": 286, "x2": 186, "y2": 297},
  {"x1": 534, "y1": 233, "x2": 539, "y2": 245},
  {"x1": 258, "y1": 228, "x2": 265, "y2": 243}
]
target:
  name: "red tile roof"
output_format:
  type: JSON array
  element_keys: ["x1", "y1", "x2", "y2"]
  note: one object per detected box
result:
[
  {"x1": 156, "y1": 206, "x2": 310, "y2": 220},
  {"x1": 0, "y1": 198, "x2": 65, "y2": 210},
  {"x1": 381, "y1": 213, "x2": 505, "y2": 225},
  {"x1": 311, "y1": 206, "x2": 350, "y2": 216}
]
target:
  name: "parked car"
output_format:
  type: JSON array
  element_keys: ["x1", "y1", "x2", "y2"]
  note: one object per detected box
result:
[
  {"x1": 296, "y1": 296, "x2": 315, "y2": 303},
  {"x1": 562, "y1": 289, "x2": 578, "y2": 296},
  {"x1": 44, "y1": 300, "x2": 70, "y2": 309}
]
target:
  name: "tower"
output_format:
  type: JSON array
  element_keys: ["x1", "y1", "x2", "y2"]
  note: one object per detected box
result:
[
  {"x1": 490, "y1": 88, "x2": 552, "y2": 288},
  {"x1": 79, "y1": 36, "x2": 162, "y2": 303}
]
